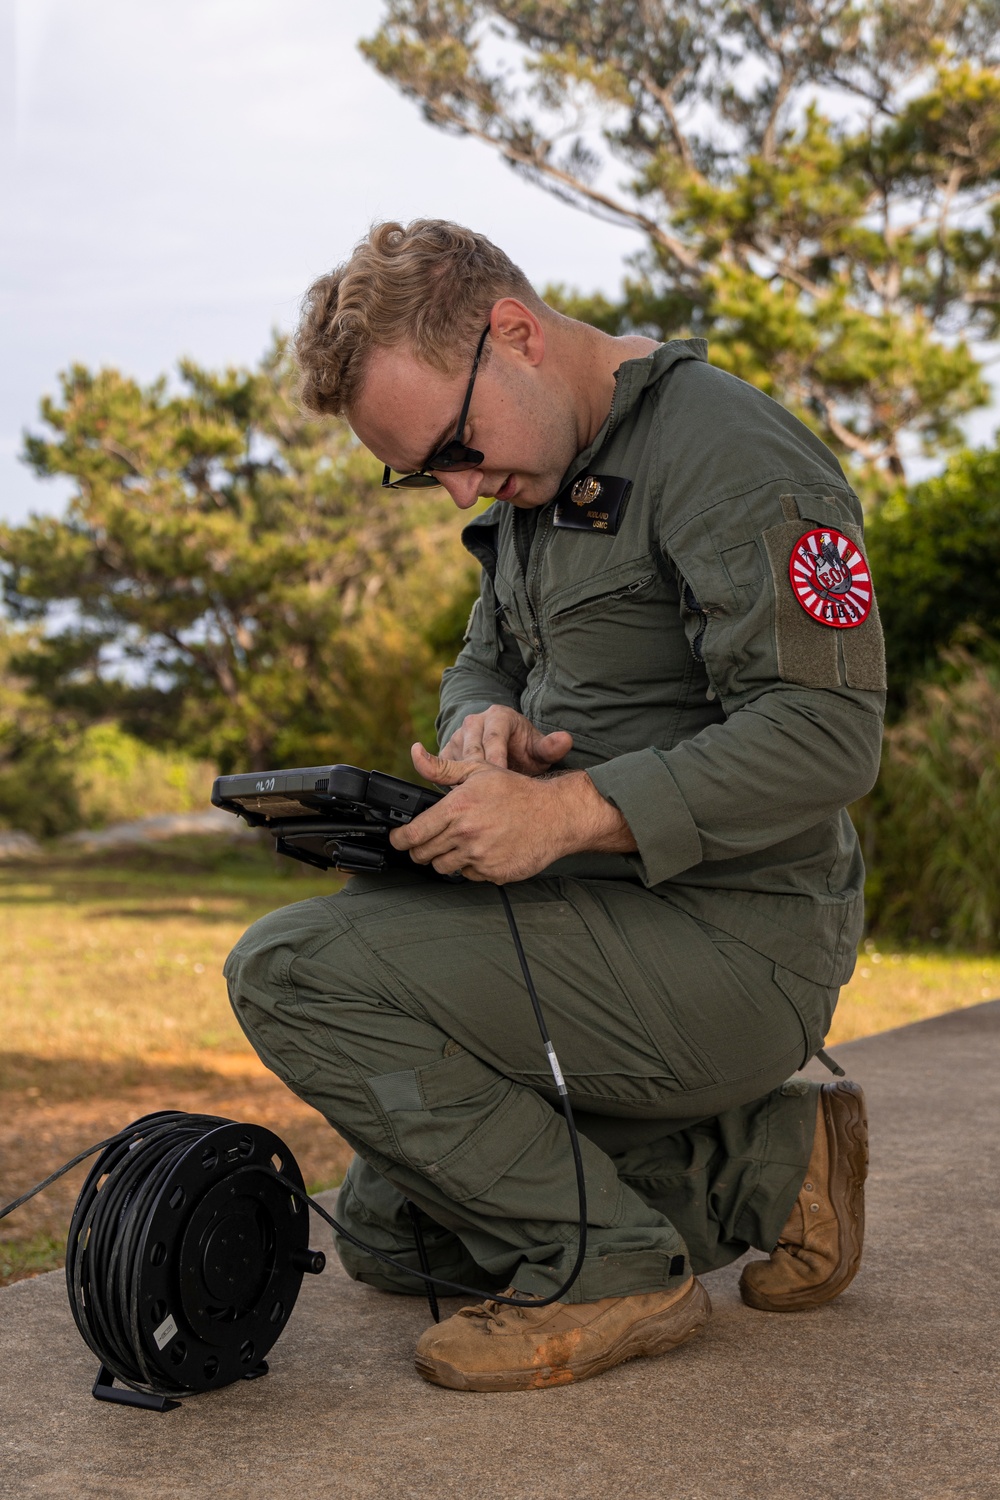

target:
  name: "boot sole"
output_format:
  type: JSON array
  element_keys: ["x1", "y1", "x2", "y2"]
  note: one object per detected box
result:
[
  {"x1": 414, "y1": 1277, "x2": 712, "y2": 1392},
  {"x1": 740, "y1": 1079, "x2": 869, "y2": 1313}
]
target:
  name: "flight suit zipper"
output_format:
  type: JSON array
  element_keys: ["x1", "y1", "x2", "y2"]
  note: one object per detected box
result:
[
  {"x1": 513, "y1": 508, "x2": 546, "y2": 656},
  {"x1": 513, "y1": 373, "x2": 625, "y2": 715}
]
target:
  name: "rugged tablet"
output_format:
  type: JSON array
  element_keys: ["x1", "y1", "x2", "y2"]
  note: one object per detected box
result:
[{"x1": 212, "y1": 763, "x2": 443, "y2": 873}]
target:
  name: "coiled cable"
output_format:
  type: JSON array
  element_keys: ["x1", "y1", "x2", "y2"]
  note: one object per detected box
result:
[{"x1": 67, "y1": 1112, "x2": 229, "y2": 1395}]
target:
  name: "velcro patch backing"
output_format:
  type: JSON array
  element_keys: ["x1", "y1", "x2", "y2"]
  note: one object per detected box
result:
[{"x1": 763, "y1": 519, "x2": 886, "y2": 691}]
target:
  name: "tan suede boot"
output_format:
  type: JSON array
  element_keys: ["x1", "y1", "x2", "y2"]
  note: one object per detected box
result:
[
  {"x1": 414, "y1": 1276, "x2": 711, "y2": 1392},
  {"x1": 740, "y1": 1079, "x2": 868, "y2": 1312}
]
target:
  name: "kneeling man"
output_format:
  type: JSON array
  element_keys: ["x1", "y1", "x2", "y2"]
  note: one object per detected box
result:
[{"x1": 225, "y1": 219, "x2": 883, "y2": 1391}]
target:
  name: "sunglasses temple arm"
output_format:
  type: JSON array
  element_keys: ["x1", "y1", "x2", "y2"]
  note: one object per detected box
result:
[{"x1": 454, "y1": 323, "x2": 492, "y2": 438}]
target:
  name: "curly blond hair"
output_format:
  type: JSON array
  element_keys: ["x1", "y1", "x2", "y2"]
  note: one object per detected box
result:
[{"x1": 294, "y1": 220, "x2": 542, "y2": 416}]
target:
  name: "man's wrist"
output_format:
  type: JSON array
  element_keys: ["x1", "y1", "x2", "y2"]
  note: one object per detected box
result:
[{"x1": 547, "y1": 770, "x2": 638, "y2": 858}]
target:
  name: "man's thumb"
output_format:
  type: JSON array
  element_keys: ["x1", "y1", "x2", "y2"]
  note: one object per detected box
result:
[
  {"x1": 535, "y1": 729, "x2": 574, "y2": 761},
  {"x1": 410, "y1": 742, "x2": 478, "y2": 786}
]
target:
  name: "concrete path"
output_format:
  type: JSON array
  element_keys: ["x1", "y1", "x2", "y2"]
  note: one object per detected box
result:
[{"x1": 3, "y1": 1002, "x2": 999, "y2": 1500}]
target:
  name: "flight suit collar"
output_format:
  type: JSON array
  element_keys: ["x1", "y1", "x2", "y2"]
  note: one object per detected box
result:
[
  {"x1": 557, "y1": 337, "x2": 708, "y2": 492},
  {"x1": 459, "y1": 338, "x2": 708, "y2": 566}
]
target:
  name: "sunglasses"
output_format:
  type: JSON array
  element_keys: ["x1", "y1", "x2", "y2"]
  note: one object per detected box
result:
[{"x1": 381, "y1": 324, "x2": 492, "y2": 489}]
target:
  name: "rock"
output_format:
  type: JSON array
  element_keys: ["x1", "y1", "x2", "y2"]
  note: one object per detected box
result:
[
  {"x1": 0, "y1": 830, "x2": 44, "y2": 861},
  {"x1": 60, "y1": 808, "x2": 257, "y2": 852}
]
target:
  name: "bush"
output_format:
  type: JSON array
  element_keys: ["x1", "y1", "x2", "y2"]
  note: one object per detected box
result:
[
  {"x1": 859, "y1": 645, "x2": 1000, "y2": 949},
  {"x1": 867, "y1": 443, "x2": 1000, "y2": 715},
  {"x1": 0, "y1": 623, "x2": 218, "y2": 836},
  {"x1": 74, "y1": 723, "x2": 216, "y2": 829}
]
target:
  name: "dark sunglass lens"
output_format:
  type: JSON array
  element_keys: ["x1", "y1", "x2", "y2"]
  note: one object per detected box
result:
[
  {"x1": 429, "y1": 442, "x2": 485, "y2": 472},
  {"x1": 395, "y1": 472, "x2": 441, "y2": 488}
]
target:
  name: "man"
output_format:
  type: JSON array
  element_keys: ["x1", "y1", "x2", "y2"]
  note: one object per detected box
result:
[{"x1": 225, "y1": 219, "x2": 883, "y2": 1392}]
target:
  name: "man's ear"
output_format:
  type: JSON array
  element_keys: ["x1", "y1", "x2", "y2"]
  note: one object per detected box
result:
[{"x1": 490, "y1": 298, "x2": 546, "y2": 367}]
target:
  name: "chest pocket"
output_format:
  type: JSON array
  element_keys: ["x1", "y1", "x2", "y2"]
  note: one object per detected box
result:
[
  {"x1": 492, "y1": 560, "x2": 538, "y2": 666},
  {"x1": 546, "y1": 554, "x2": 663, "y2": 664},
  {"x1": 547, "y1": 555, "x2": 660, "y2": 624},
  {"x1": 541, "y1": 554, "x2": 693, "y2": 735}
]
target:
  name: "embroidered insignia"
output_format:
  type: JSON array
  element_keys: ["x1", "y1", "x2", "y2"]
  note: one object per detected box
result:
[
  {"x1": 789, "y1": 528, "x2": 873, "y2": 629},
  {"x1": 571, "y1": 476, "x2": 603, "y2": 506},
  {"x1": 553, "y1": 474, "x2": 632, "y2": 535}
]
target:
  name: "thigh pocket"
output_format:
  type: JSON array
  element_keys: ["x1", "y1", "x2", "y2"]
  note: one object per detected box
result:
[{"x1": 367, "y1": 1045, "x2": 553, "y2": 1203}]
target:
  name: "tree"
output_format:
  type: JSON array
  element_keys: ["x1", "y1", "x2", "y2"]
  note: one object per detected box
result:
[
  {"x1": 363, "y1": 0, "x2": 1000, "y2": 490},
  {"x1": 857, "y1": 642, "x2": 1000, "y2": 946},
  {"x1": 1, "y1": 339, "x2": 478, "y2": 778},
  {"x1": 0, "y1": 623, "x2": 81, "y2": 837},
  {"x1": 865, "y1": 441, "x2": 1000, "y2": 710}
]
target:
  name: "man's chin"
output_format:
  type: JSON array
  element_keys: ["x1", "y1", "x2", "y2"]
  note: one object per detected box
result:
[{"x1": 495, "y1": 478, "x2": 557, "y2": 510}]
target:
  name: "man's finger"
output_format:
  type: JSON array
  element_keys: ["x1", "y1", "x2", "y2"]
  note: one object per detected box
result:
[
  {"x1": 410, "y1": 742, "x2": 482, "y2": 786},
  {"x1": 480, "y1": 722, "x2": 510, "y2": 768},
  {"x1": 409, "y1": 832, "x2": 463, "y2": 865},
  {"x1": 532, "y1": 728, "x2": 574, "y2": 762},
  {"x1": 389, "y1": 798, "x2": 451, "y2": 849},
  {"x1": 442, "y1": 718, "x2": 486, "y2": 763}
]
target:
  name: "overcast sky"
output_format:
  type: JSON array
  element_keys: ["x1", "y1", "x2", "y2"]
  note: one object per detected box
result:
[
  {"x1": 2, "y1": 0, "x2": 637, "y2": 523},
  {"x1": 3, "y1": 0, "x2": 997, "y2": 525}
]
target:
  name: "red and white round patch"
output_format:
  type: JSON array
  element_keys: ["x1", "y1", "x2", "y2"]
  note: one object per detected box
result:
[{"x1": 788, "y1": 527, "x2": 872, "y2": 629}]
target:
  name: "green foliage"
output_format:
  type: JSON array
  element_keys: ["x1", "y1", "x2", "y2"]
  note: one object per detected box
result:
[
  {"x1": 73, "y1": 723, "x2": 217, "y2": 829},
  {"x1": 364, "y1": 1, "x2": 1000, "y2": 490},
  {"x1": 859, "y1": 646, "x2": 1000, "y2": 948},
  {"x1": 867, "y1": 442, "x2": 1000, "y2": 710},
  {"x1": 0, "y1": 624, "x2": 80, "y2": 837},
  {"x1": 2, "y1": 338, "x2": 479, "y2": 783},
  {"x1": 0, "y1": 627, "x2": 223, "y2": 836}
]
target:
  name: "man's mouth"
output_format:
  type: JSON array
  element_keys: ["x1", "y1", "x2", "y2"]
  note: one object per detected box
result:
[{"x1": 494, "y1": 474, "x2": 516, "y2": 501}]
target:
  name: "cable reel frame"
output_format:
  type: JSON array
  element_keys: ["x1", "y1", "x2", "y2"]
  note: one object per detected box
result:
[{"x1": 66, "y1": 1112, "x2": 326, "y2": 1410}]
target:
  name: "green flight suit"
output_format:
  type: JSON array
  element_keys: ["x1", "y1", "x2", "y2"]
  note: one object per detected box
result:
[{"x1": 225, "y1": 339, "x2": 885, "y2": 1303}]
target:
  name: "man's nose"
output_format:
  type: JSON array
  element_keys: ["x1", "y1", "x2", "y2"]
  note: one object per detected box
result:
[{"x1": 438, "y1": 470, "x2": 484, "y2": 510}]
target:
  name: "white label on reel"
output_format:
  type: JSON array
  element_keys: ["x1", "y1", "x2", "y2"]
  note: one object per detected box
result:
[{"x1": 153, "y1": 1312, "x2": 178, "y2": 1350}]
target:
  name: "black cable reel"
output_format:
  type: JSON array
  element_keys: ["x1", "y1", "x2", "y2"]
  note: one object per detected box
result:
[{"x1": 67, "y1": 1111, "x2": 326, "y2": 1412}]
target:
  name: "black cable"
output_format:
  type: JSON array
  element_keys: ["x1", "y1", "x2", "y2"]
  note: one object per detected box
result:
[
  {"x1": 0, "y1": 1131, "x2": 131, "y2": 1223},
  {"x1": 404, "y1": 1199, "x2": 441, "y2": 1323},
  {"x1": 67, "y1": 1113, "x2": 229, "y2": 1396},
  {"x1": 0, "y1": 886, "x2": 589, "y2": 1371}
]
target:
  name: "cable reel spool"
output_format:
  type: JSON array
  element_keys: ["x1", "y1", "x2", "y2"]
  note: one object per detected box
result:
[{"x1": 66, "y1": 1111, "x2": 326, "y2": 1411}]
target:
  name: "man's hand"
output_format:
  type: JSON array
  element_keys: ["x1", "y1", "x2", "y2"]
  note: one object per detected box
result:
[
  {"x1": 390, "y1": 742, "x2": 636, "y2": 883},
  {"x1": 439, "y1": 705, "x2": 573, "y2": 775}
]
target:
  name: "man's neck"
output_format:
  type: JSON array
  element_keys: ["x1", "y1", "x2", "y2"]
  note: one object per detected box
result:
[{"x1": 551, "y1": 317, "x2": 661, "y2": 453}]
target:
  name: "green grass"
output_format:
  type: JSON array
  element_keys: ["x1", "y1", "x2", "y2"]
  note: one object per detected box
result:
[
  {"x1": 0, "y1": 1233, "x2": 65, "y2": 1285},
  {"x1": 0, "y1": 839, "x2": 337, "y2": 1097},
  {"x1": 829, "y1": 938, "x2": 1000, "y2": 1043}
]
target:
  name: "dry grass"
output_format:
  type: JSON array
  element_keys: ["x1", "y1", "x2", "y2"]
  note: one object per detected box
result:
[
  {"x1": 830, "y1": 939, "x2": 1000, "y2": 1043},
  {"x1": 0, "y1": 848, "x2": 335, "y2": 1095},
  {"x1": 1, "y1": 844, "x2": 997, "y2": 1285}
]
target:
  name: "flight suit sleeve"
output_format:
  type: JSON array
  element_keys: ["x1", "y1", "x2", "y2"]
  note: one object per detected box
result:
[
  {"x1": 586, "y1": 481, "x2": 886, "y2": 887},
  {"x1": 436, "y1": 567, "x2": 530, "y2": 750}
]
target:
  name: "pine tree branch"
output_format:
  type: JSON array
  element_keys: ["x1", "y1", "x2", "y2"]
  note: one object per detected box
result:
[
  {"x1": 101, "y1": 440, "x2": 145, "y2": 477},
  {"x1": 761, "y1": 59, "x2": 797, "y2": 162},
  {"x1": 817, "y1": 397, "x2": 884, "y2": 466},
  {"x1": 421, "y1": 97, "x2": 703, "y2": 273},
  {"x1": 933, "y1": 163, "x2": 966, "y2": 320},
  {"x1": 635, "y1": 66, "x2": 699, "y2": 175}
]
